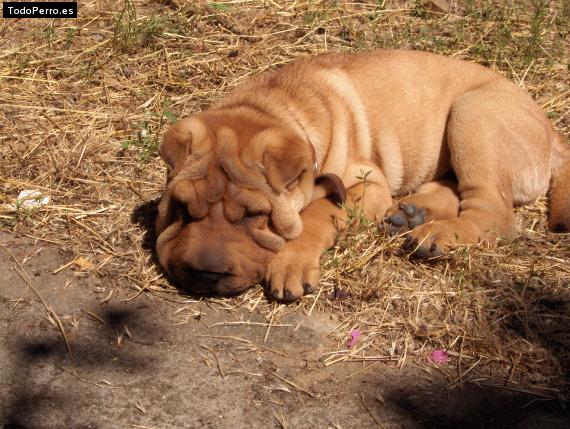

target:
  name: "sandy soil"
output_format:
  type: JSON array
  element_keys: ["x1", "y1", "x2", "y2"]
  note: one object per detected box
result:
[{"x1": 1, "y1": 232, "x2": 569, "y2": 429}]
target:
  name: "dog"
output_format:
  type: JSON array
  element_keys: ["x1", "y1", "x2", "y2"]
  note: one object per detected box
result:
[{"x1": 155, "y1": 50, "x2": 570, "y2": 301}]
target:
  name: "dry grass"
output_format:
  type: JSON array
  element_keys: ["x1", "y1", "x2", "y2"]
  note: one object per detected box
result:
[{"x1": 1, "y1": 0, "x2": 569, "y2": 399}]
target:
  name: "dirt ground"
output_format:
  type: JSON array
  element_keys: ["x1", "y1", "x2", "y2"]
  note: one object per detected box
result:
[{"x1": 1, "y1": 231, "x2": 569, "y2": 429}]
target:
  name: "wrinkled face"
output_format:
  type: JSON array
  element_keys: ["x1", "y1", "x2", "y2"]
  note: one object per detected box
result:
[{"x1": 155, "y1": 113, "x2": 317, "y2": 295}]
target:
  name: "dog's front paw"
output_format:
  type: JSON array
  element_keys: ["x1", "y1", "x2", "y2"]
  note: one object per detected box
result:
[{"x1": 265, "y1": 241, "x2": 321, "y2": 302}]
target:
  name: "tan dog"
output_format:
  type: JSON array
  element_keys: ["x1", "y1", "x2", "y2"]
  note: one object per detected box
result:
[{"x1": 155, "y1": 50, "x2": 570, "y2": 300}]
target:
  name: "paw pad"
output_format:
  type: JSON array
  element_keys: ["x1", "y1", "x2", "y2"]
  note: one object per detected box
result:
[{"x1": 384, "y1": 203, "x2": 427, "y2": 235}]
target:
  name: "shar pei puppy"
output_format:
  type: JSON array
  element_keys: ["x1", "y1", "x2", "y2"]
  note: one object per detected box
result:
[{"x1": 155, "y1": 50, "x2": 570, "y2": 301}]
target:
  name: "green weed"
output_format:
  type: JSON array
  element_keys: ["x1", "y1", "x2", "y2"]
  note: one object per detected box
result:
[
  {"x1": 113, "y1": 0, "x2": 165, "y2": 52},
  {"x1": 525, "y1": 0, "x2": 550, "y2": 64},
  {"x1": 122, "y1": 99, "x2": 178, "y2": 162},
  {"x1": 65, "y1": 27, "x2": 79, "y2": 48},
  {"x1": 340, "y1": 169, "x2": 373, "y2": 230},
  {"x1": 209, "y1": 2, "x2": 231, "y2": 11}
]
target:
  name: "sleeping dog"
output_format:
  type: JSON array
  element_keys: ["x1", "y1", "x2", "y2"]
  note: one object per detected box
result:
[{"x1": 154, "y1": 50, "x2": 570, "y2": 300}]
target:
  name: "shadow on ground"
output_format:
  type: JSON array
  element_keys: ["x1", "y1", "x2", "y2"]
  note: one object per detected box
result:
[
  {"x1": 3, "y1": 304, "x2": 162, "y2": 429},
  {"x1": 131, "y1": 198, "x2": 160, "y2": 265},
  {"x1": 381, "y1": 381, "x2": 568, "y2": 429}
]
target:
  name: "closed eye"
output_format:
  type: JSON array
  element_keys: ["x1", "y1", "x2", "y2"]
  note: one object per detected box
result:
[
  {"x1": 285, "y1": 178, "x2": 300, "y2": 191},
  {"x1": 245, "y1": 206, "x2": 271, "y2": 217},
  {"x1": 193, "y1": 270, "x2": 231, "y2": 281}
]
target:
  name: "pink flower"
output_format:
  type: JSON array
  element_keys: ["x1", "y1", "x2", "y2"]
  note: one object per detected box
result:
[
  {"x1": 347, "y1": 329, "x2": 361, "y2": 348},
  {"x1": 429, "y1": 349, "x2": 449, "y2": 364}
]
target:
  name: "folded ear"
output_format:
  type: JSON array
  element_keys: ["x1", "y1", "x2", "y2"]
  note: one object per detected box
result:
[
  {"x1": 159, "y1": 117, "x2": 209, "y2": 174},
  {"x1": 156, "y1": 187, "x2": 183, "y2": 235},
  {"x1": 313, "y1": 173, "x2": 347, "y2": 204},
  {"x1": 261, "y1": 133, "x2": 313, "y2": 194}
]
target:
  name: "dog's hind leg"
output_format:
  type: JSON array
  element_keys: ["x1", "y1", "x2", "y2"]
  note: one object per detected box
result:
[
  {"x1": 549, "y1": 133, "x2": 570, "y2": 232},
  {"x1": 403, "y1": 79, "x2": 552, "y2": 258},
  {"x1": 383, "y1": 180, "x2": 461, "y2": 236}
]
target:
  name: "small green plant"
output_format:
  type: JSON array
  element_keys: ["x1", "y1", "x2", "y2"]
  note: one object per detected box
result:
[
  {"x1": 356, "y1": 169, "x2": 372, "y2": 184},
  {"x1": 138, "y1": 15, "x2": 165, "y2": 48},
  {"x1": 525, "y1": 0, "x2": 549, "y2": 64},
  {"x1": 114, "y1": 0, "x2": 137, "y2": 51},
  {"x1": 340, "y1": 169, "x2": 373, "y2": 230},
  {"x1": 65, "y1": 27, "x2": 78, "y2": 48},
  {"x1": 43, "y1": 22, "x2": 56, "y2": 47},
  {"x1": 209, "y1": 2, "x2": 230, "y2": 11},
  {"x1": 15, "y1": 53, "x2": 32, "y2": 73},
  {"x1": 1, "y1": 196, "x2": 39, "y2": 227},
  {"x1": 122, "y1": 99, "x2": 177, "y2": 162},
  {"x1": 113, "y1": 0, "x2": 164, "y2": 52},
  {"x1": 122, "y1": 122, "x2": 157, "y2": 162},
  {"x1": 162, "y1": 108, "x2": 177, "y2": 124},
  {"x1": 412, "y1": 0, "x2": 429, "y2": 20}
]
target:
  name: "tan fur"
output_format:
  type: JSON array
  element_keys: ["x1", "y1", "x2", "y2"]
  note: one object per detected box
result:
[{"x1": 156, "y1": 50, "x2": 570, "y2": 300}]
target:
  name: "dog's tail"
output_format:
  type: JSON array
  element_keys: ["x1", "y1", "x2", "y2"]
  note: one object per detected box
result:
[{"x1": 549, "y1": 132, "x2": 570, "y2": 232}]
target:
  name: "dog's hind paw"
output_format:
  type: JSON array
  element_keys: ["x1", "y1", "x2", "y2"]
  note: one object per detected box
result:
[{"x1": 383, "y1": 203, "x2": 427, "y2": 235}]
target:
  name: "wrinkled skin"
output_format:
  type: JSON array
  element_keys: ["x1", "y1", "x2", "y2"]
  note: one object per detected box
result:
[
  {"x1": 155, "y1": 111, "x2": 344, "y2": 297},
  {"x1": 159, "y1": 204, "x2": 273, "y2": 295}
]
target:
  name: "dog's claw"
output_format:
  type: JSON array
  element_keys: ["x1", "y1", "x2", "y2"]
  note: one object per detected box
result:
[
  {"x1": 303, "y1": 283, "x2": 315, "y2": 294},
  {"x1": 405, "y1": 236, "x2": 446, "y2": 259},
  {"x1": 404, "y1": 235, "x2": 441, "y2": 259},
  {"x1": 414, "y1": 245, "x2": 430, "y2": 259},
  {"x1": 270, "y1": 289, "x2": 283, "y2": 301},
  {"x1": 429, "y1": 243, "x2": 443, "y2": 257},
  {"x1": 403, "y1": 236, "x2": 416, "y2": 251}
]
